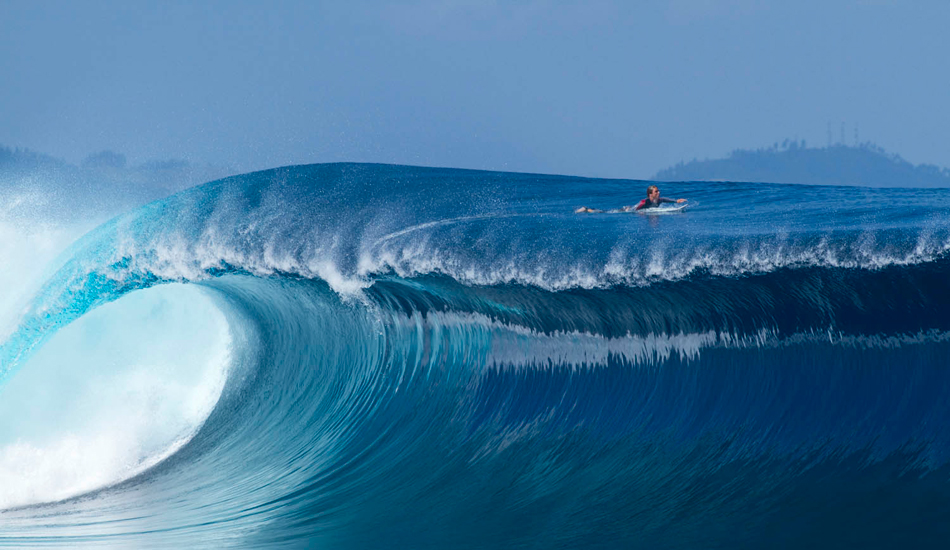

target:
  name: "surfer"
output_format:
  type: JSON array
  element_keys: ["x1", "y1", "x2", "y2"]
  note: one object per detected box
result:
[
  {"x1": 630, "y1": 185, "x2": 686, "y2": 211},
  {"x1": 574, "y1": 185, "x2": 686, "y2": 213}
]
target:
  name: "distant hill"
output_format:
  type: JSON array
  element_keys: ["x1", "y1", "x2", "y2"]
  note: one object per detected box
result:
[
  {"x1": 0, "y1": 145, "x2": 236, "y2": 220},
  {"x1": 0, "y1": 146, "x2": 74, "y2": 174},
  {"x1": 654, "y1": 141, "x2": 950, "y2": 187},
  {"x1": 0, "y1": 145, "x2": 235, "y2": 216}
]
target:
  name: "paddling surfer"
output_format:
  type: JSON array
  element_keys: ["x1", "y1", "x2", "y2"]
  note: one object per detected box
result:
[
  {"x1": 574, "y1": 185, "x2": 686, "y2": 213},
  {"x1": 630, "y1": 185, "x2": 686, "y2": 211}
]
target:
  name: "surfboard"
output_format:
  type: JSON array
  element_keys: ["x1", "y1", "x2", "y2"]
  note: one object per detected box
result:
[
  {"x1": 574, "y1": 203, "x2": 689, "y2": 214},
  {"x1": 636, "y1": 203, "x2": 688, "y2": 215}
]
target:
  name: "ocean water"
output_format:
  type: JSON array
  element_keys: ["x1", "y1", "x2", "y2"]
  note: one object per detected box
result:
[{"x1": 2, "y1": 163, "x2": 950, "y2": 548}]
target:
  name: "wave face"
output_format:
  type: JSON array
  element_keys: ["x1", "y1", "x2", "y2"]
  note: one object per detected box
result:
[{"x1": 4, "y1": 163, "x2": 950, "y2": 548}]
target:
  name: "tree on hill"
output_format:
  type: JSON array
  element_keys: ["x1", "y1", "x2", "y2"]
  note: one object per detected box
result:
[{"x1": 82, "y1": 150, "x2": 127, "y2": 170}]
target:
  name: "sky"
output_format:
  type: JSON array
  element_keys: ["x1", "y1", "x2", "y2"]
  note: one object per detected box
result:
[{"x1": 2, "y1": 0, "x2": 948, "y2": 179}]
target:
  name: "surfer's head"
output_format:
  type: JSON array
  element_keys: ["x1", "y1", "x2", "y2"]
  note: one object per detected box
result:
[{"x1": 647, "y1": 185, "x2": 659, "y2": 199}]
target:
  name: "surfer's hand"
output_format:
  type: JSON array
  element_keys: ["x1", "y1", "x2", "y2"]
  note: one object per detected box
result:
[{"x1": 676, "y1": 198, "x2": 687, "y2": 203}]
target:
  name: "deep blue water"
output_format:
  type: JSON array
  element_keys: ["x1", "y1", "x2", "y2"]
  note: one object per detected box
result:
[{"x1": 3, "y1": 163, "x2": 950, "y2": 548}]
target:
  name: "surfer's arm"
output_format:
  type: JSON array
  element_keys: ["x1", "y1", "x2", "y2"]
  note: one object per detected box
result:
[{"x1": 633, "y1": 199, "x2": 648, "y2": 211}]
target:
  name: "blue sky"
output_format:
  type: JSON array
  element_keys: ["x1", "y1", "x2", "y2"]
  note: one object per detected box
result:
[{"x1": 2, "y1": 0, "x2": 947, "y2": 178}]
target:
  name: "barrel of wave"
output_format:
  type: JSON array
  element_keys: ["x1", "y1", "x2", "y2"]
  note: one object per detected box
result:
[{"x1": 0, "y1": 284, "x2": 232, "y2": 509}]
